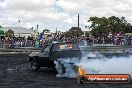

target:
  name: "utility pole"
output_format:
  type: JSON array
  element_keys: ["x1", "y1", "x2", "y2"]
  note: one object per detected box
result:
[
  {"x1": 56, "y1": 27, "x2": 58, "y2": 35},
  {"x1": 78, "y1": 14, "x2": 79, "y2": 28},
  {"x1": 36, "y1": 24, "x2": 39, "y2": 32}
]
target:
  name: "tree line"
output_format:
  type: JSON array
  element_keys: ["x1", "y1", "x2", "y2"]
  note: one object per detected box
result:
[
  {"x1": 88, "y1": 16, "x2": 132, "y2": 37},
  {"x1": 65, "y1": 16, "x2": 132, "y2": 38}
]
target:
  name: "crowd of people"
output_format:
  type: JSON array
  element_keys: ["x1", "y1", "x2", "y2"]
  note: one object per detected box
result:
[
  {"x1": 94, "y1": 32, "x2": 132, "y2": 46},
  {"x1": 0, "y1": 32, "x2": 132, "y2": 48},
  {"x1": 0, "y1": 37, "x2": 34, "y2": 48}
]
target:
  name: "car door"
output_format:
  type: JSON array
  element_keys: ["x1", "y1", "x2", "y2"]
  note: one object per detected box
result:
[
  {"x1": 39, "y1": 45, "x2": 50, "y2": 57},
  {"x1": 38, "y1": 45, "x2": 51, "y2": 66}
]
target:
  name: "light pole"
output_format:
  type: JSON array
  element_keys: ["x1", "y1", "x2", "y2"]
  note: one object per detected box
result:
[
  {"x1": 36, "y1": 24, "x2": 39, "y2": 32},
  {"x1": 78, "y1": 14, "x2": 79, "y2": 28}
]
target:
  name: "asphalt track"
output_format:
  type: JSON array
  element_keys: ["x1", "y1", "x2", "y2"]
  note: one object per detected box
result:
[{"x1": 0, "y1": 54, "x2": 132, "y2": 88}]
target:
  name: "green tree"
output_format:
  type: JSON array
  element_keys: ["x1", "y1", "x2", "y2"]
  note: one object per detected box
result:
[
  {"x1": 108, "y1": 16, "x2": 132, "y2": 33},
  {"x1": 5, "y1": 29, "x2": 14, "y2": 38},
  {"x1": 88, "y1": 16, "x2": 132, "y2": 37},
  {"x1": 108, "y1": 16, "x2": 121, "y2": 32},
  {"x1": 88, "y1": 16, "x2": 110, "y2": 37},
  {"x1": 65, "y1": 27, "x2": 83, "y2": 37}
]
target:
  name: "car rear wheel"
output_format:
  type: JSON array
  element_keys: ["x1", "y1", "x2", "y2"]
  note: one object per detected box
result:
[{"x1": 31, "y1": 61, "x2": 40, "y2": 71}]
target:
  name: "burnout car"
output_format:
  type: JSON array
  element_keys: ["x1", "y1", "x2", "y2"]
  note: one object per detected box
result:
[{"x1": 28, "y1": 42, "x2": 82, "y2": 71}]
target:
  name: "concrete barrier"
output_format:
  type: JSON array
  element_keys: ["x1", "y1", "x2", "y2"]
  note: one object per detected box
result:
[{"x1": 0, "y1": 46, "x2": 132, "y2": 54}]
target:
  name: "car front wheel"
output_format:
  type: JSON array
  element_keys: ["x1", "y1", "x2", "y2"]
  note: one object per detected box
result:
[{"x1": 31, "y1": 61, "x2": 40, "y2": 71}]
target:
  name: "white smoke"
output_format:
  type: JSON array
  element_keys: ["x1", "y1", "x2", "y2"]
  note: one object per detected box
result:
[
  {"x1": 54, "y1": 58, "x2": 79, "y2": 78},
  {"x1": 54, "y1": 52, "x2": 132, "y2": 78},
  {"x1": 82, "y1": 55, "x2": 132, "y2": 74}
]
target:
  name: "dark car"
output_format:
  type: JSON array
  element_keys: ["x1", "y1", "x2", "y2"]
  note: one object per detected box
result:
[{"x1": 28, "y1": 42, "x2": 82, "y2": 71}]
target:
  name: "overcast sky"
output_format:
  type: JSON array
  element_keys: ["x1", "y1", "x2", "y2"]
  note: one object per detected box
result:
[{"x1": 0, "y1": 0, "x2": 132, "y2": 32}]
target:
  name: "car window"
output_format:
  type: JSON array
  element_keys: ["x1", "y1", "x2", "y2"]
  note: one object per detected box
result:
[{"x1": 43, "y1": 45, "x2": 50, "y2": 52}]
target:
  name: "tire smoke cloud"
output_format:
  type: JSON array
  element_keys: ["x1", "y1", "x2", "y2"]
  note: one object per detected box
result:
[{"x1": 54, "y1": 52, "x2": 132, "y2": 78}]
